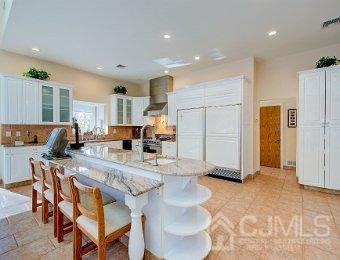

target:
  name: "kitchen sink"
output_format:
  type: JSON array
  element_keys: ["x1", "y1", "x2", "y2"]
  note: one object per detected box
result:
[
  {"x1": 155, "y1": 158, "x2": 175, "y2": 165},
  {"x1": 141, "y1": 157, "x2": 175, "y2": 166}
]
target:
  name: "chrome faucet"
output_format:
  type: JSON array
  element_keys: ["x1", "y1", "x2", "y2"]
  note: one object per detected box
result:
[{"x1": 139, "y1": 124, "x2": 156, "y2": 162}]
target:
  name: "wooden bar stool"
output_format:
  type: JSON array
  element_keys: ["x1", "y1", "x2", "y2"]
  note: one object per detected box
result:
[
  {"x1": 70, "y1": 176, "x2": 134, "y2": 260},
  {"x1": 40, "y1": 163, "x2": 57, "y2": 237},
  {"x1": 51, "y1": 170, "x2": 116, "y2": 243},
  {"x1": 29, "y1": 158, "x2": 43, "y2": 213},
  {"x1": 51, "y1": 167, "x2": 74, "y2": 243}
]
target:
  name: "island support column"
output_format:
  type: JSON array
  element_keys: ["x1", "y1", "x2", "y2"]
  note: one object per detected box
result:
[{"x1": 125, "y1": 193, "x2": 148, "y2": 260}]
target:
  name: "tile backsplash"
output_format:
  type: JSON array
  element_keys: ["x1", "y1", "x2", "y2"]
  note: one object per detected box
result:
[
  {"x1": 0, "y1": 124, "x2": 73, "y2": 145},
  {"x1": 0, "y1": 124, "x2": 139, "y2": 145}
]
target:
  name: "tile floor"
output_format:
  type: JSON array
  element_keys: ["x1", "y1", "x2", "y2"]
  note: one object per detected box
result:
[{"x1": 0, "y1": 167, "x2": 339, "y2": 259}]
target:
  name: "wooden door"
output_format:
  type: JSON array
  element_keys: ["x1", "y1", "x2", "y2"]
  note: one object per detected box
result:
[{"x1": 260, "y1": 106, "x2": 281, "y2": 168}]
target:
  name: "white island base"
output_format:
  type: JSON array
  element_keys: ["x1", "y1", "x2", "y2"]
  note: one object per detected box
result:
[{"x1": 64, "y1": 148, "x2": 214, "y2": 260}]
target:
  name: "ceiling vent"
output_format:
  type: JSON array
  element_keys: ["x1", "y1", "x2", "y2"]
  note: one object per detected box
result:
[
  {"x1": 116, "y1": 64, "x2": 126, "y2": 69},
  {"x1": 322, "y1": 16, "x2": 340, "y2": 28}
]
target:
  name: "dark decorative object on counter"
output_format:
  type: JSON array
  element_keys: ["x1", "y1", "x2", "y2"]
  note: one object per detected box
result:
[
  {"x1": 70, "y1": 120, "x2": 84, "y2": 149},
  {"x1": 114, "y1": 85, "x2": 127, "y2": 95},
  {"x1": 23, "y1": 67, "x2": 51, "y2": 80},
  {"x1": 315, "y1": 56, "x2": 339, "y2": 68}
]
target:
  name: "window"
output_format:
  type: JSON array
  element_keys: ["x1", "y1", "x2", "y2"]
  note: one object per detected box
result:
[{"x1": 73, "y1": 101, "x2": 105, "y2": 134}]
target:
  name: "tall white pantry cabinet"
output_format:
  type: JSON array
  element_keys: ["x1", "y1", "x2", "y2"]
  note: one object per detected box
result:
[{"x1": 298, "y1": 65, "x2": 340, "y2": 190}]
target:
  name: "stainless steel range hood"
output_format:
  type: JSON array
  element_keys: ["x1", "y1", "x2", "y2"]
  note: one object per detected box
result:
[{"x1": 143, "y1": 75, "x2": 173, "y2": 116}]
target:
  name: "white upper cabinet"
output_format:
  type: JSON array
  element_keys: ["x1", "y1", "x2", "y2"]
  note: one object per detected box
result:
[
  {"x1": 204, "y1": 78, "x2": 242, "y2": 107},
  {"x1": 58, "y1": 86, "x2": 72, "y2": 123},
  {"x1": 40, "y1": 83, "x2": 56, "y2": 123},
  {"x1": 132, "y1": 96, "x2": 150, "y2": 126},
  {"x1": 39, "y1": 83, "x2": 73, "y2": 124},
  {"x1": 299, "y1": 71, "x2": 326, "y2": 127},
  {"x1": 176, "y1": 85, "x2": 205, "y2": 110},
  {"x1": 23, "y1": 80, "x2": 39, "y2": 124},
  {"x1": 1, "y1": 77, "x2": 23, "y2": 124},
  {"x1": 167, "y1": 92, "x2": 176, "y2": 126},
  {"x1": 110, "y1": 94, "x2": 134, "y2": 125},
  {"x1": 0, "y1": 74, "x2": 73, "y2": 125}
]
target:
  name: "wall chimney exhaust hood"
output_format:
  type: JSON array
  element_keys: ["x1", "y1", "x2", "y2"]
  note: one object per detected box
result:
[{"x1": 143, "y1": 75, "x2": 173, "y2": 116}]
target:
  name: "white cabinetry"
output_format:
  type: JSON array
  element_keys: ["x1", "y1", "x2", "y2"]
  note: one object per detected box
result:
[
  {"x1": 178, "y1": 108, "x2": 204, "y2": 160},
  {"x1": 176, "y1": 86, "x2": 204, "y2": 110},
  {"x1": 40, "y1": 83, "x2": 73, "y2": 124},
  {"x1": 0, "y1": 74, "x2": 73, "y2": 125},
  {"x1": 298, "y1": 65, "x2": 340, "y2": 190},
  {"x1": 132, "y1": 97, "x2": 150, "y2": 126},
  {"x1": 1, "y1": 146, "x2": 47, "y2": 186},
  {"x1": 167, "y1": 92, "x2": 176, "y2": 126},
  {"x1": 111, "y1": 94, "x2": 150, "y2": 126},
  {"x1": 110, "y1": 94, "x2": 134, "y2": 125},
  {"x1": 176, "y1": 76, "x2": 253, "y2": 179},
  {"x1": 206, "y1": 105, "x2": 241, "y2": 170},
  {"x1": 162, "y1": 141, "x2": 177, "y2": 157},
  {"x1": 23, "y1": 80, "x2": 39, "y2": 124},
  {"x1": 0, "y1": 77, "x2": 23, "y2": 124}
]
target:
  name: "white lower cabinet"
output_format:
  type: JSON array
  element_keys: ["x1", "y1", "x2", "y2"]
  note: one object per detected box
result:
[
  {"x1": 1, "y1": 146, "x2": 46, "y2": 186},
  {"x1": 162, "y1": 141, "x2": 177, "y2": 157},
  {"x1": 132, "y1": 139, "x2": 140, "y2": 151}
]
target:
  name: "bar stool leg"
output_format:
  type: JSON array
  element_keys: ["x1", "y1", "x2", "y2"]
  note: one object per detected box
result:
[{"x1": 32, "y1": 187, "x2": 37, "y2": 212}]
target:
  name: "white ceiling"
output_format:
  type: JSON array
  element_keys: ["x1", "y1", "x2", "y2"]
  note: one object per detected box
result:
[{"x1": 1, "y1": 0, "x2": 340, "y2": 84}]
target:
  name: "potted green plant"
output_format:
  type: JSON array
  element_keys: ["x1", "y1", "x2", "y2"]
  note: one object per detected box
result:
[
  {"x1": 114, "y1": 85, "x2": 127, "y2": 95},
  {"x1": 315, "y1": 56, "x2": 339, "y2": 68},
  {"x1": 23, "y1": 67, "x2": 51, "y2": 80}
]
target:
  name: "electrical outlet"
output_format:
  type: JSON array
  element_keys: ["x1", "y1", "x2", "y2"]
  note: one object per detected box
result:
[
  {"x1": 5, "y1": 131, "x2": 11, "y2": 137},
  {"x1": 16, "y1": 131, "x2": 21, "y2": 137}
]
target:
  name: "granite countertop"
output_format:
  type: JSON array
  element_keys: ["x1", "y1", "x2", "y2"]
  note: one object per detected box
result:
[
  {"x1": 1, "y1": 143, "x2": 46, "y2": 148},
  {"x1": 68, "y1": 145, "x2": 216, "y2": 177},
  {"x1": 50, "y1": 158, "x2": 163, "y2": 197}
]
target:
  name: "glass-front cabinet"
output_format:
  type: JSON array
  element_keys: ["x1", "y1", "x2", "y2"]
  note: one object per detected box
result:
[
  {"x1": 41, "y1": 85, "x2": 54, "y2": 123},
  {"x1": 117, "y1": 97, "x2": 124, "y2": 124},
  {"x1": 59, "y1": 87, "x2": 71, "y2": 123},
  {"x1": 126, "y1": 99, "x2": 132, "y2": 124},
  {"x1": 40, "y1": 84, "x2": 72, "y2": 124},
  {"x1": 110, "y1": 94, "x2": 133, "y2": 125}
]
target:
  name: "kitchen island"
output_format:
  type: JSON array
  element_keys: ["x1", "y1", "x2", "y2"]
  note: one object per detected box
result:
[{"x1": 50, "y1": 145, "x2": 215, "y2": 260}]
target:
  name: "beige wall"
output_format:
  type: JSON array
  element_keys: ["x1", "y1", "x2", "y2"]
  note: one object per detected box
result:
[
  {"x1": 0, "y1": 49, "x2": 145, "y2": 128},
  {"x1": 173, "y1": 57, "x2": 255, "y2": 90},
  {"x1": 171, "y1": 43, "x2": 340, "y2": 172},
  {"x1": 254, "y1": 43, "x2": 340, "y2": 170}
]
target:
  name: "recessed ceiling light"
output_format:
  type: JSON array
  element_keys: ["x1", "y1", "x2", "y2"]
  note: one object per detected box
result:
[
  {"x1": 97, "y1": 67, "x2": 102, "y2": 70},
  {"x1": 268, "y1": 30, "x2": 277, "y2": 36},
  {"x1": 164, "y1": 70, "x2": 169, "y2": 74},
  {"x1": 32, "y1": 47, "x2": 40, "y2": 52},
  {"x1": 163, "y1": 34, "x2": 171, "y2": 39},
  {"x1": 194, "y1": 56, "x2": 200, "y2": 60}
]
